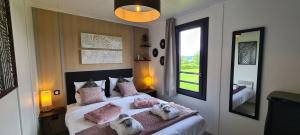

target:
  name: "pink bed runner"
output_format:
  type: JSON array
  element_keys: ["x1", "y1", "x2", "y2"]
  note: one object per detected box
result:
[{"x1": 76, "y1": 103, "x2": 198, "y2": 135}]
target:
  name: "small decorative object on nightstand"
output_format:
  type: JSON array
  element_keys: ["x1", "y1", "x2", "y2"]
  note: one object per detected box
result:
[
  {"x1": 39, "y1": 107, "x2": 69, "y2": 135},
  {"x1": 140, "y1": 89, "x2": 157, "y2": 98}
]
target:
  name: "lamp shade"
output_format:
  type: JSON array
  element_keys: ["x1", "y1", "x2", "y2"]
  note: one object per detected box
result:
[
  {"x1": 144, "y1": 76, "x2": 153, "y2": 88},
  {"x1": 114, "y1": 0, "x2": 161, "y2": 22},
  {"x1": 40, "y1": 90, "x2": 52, "y2": 107}
]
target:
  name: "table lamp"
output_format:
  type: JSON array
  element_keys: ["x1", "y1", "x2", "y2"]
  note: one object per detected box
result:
[
  {"x1": 144, "y1": 76, "x2": 153, "y2": 90},
  {"x1": 40, "y1": 90, "x2": 53, "y2": 112}
]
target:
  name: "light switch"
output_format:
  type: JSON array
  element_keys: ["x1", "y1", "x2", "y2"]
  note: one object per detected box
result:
[{"x1": 54, "y1": 90, "x2": 60, "y2": 95}]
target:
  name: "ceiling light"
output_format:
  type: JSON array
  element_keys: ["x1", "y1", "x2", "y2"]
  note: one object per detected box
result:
[{"x1": 114, "y1": 0, "x2": 161, "y2": 23}]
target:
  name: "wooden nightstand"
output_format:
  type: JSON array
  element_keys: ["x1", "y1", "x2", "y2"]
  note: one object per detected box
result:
[
  {"x1": 39, "y1": 107, "x2": 69, "y2": 135},
  {"x1": 140, "y1": 89, "x2": 157, "y2": 97}
]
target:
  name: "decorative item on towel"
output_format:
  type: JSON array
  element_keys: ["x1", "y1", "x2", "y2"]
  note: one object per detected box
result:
[
  {"x1": 150, "y1": 103, "x2": 180, "y2": 120},
  {"x1": 110, "y1": 114, "x2": 144, "y2": 135},
  {"x1": 163, "y1": 18, "x2": 177, "y2": 97}
]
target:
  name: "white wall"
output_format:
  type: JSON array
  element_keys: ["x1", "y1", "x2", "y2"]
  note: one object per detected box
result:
[
  {"x1": 233, "y1": 31, "x2": 260, "y2": 91},
  {"x1": 149, "y1": 0, "x2": 300, "y2": 135},
  {"x1": 220, "y1": 0, "x2": 300, "y2": 135},
  {"x1": 149, "y1": 3, "x2": 224, "y2": 135},
  {"x1": 0, "y1": 91, "x2": 22, "y2": 135},
  {"x1": 0, "y1": 0, "x2": 39, "y2": 135}
]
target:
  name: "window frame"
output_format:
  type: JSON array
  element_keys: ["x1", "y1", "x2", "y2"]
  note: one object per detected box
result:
[{"x1": 175, "y1": 17, "x2": 209, "y2": 100}]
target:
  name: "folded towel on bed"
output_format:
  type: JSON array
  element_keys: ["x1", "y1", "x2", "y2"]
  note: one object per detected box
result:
[
  {"x1": 150, "y1": 103, "x2": 180, "y2": 120},
  {"x1": 110, "y1": 114, "x2": 144, "y2": 135},
  {"x1": 76, "y1": 102, "x2": 198, "y2": 135},
  {"x1": 133, "y1": 98, "x2": 160, "y2": 109},
  {"x1": 84, "y1": 103, "x2": 122, "y2": 124}
]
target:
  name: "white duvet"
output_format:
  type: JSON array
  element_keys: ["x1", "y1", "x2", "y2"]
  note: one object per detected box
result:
[
  {"x1": 232, "y1": 87, "x2": 255, "y2": 109},
  {"x1": 65, "y1": 93, "x2": 206, "y2": 135}
]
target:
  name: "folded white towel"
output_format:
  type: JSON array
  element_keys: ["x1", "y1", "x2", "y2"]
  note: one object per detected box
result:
[
  {"x1": 110, "y1": 114, "x2": 144, "y2": 135},
  {"x1": 150, "y1": 103, "x2": 180, "y2": 120}
]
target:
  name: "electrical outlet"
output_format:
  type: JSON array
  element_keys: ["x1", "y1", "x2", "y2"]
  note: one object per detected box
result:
[{"x1": 54, "y1": 90, "x2": 60, "y2": 95}]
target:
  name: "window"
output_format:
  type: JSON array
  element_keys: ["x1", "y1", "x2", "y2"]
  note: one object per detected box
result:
[{"x1": 176, "y1": 17, "x2": 208, "y2": 100}]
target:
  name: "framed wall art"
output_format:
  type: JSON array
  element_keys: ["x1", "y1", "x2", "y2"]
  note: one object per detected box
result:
[
  {"x1": 81, "y1": 50, "x2": 122, "y2": 64},
  {"x1": 81, "y1": 33, "x2": 123, "y2": 49},
  {"x1": 80, "y1": 33, "x2": 123, "y2": 64},
  {"x1": 238, "y1": 41, "x2": 257, "y2": 65},
  {"x1": 0, "y1": 0, "x2": 18, "y2": 99}
]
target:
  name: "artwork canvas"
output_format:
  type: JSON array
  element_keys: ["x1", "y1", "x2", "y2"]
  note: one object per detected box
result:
[
  {"x1": 0, "y1": 0, "x2": 18, "y2": 99},
  {"x1": 81, "y1": 33, "x2": 122, "y2": 49},
  {"x1": 81, "y1": 50, "x2": 122, "y2": 64},
  {"x1": 238, "y1": 41, "x2": 257, "y2": 65}
]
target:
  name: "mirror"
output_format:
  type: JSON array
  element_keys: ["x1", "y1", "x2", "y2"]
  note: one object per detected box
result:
[{"x1": 229, "y1": 27, "x2": 265, "y2": 120}]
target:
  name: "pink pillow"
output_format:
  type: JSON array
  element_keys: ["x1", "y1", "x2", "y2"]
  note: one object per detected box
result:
[
  {"x1": 78, "y1": 87, "x2": 106, "y2": 105},
  {"x1": 117, "y1": 82, "x2": 138, "y2": 97},
  {"x1": 84, "y1": 103, "x2": 122, "y2": 124},
  {"x1": 133, "y1": 98, "x2": 160, "y2": 109}
]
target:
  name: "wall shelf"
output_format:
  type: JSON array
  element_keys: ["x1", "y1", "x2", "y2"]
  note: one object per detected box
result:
[
  {"x1": 134, "y1": 59, "x2": 151, "y2": 62},
  {"x1": 140, "y1": 44, "x2": 151, "y2": 47}
]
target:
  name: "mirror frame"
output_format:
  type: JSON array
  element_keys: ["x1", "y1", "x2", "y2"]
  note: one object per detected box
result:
[{"x1": 229, "y1": 27, "x2": 265, "y2": 120}]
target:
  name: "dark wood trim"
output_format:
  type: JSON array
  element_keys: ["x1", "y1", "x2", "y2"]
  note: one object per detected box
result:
[
  {"x1": 179, "y1": 80, "x2": 199, "y2": 85},
  {"x1": 179, "y1": 71, "x2": 201, "y2": 75},
  {"x1": 229, "y1": 27, "x2": 265, "y2": 120},
  {"x1": 175, "y1": 17, "x2": 209, "y2": 101}
]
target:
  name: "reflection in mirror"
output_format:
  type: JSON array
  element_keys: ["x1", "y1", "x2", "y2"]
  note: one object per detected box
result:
[{"x1": 230, "y1": 27, "x2": 265, "y2": 120}]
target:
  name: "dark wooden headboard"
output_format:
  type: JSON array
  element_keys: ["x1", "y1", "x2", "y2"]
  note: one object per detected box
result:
[{"x1": 65, "y1": 69, "x2": 133, "y2": 105}]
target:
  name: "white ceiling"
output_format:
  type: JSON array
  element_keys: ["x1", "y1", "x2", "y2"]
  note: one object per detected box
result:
[{"x1": 31, "y1": 0, "x2": 225, "y2": 26}]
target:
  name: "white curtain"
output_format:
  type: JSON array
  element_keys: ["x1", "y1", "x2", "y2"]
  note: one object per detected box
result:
[{"x1": 164, "y1": 18, "x2": 177, "y2": 97}]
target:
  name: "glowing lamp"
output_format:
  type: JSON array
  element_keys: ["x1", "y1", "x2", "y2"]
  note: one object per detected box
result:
[
  {"x1": 144, "y1": 76, "x2": 153, "y2": 88},
  {"x1": 114, "y1": 0, "x2": 161, "y2": 23},
  {"x1": 40, "y1": 90, "x2": 52, "y2": 112}
]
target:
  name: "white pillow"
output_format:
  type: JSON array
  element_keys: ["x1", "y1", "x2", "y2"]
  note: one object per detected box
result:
[
  {"x1": 74, "y1": 80, "x2": 106, "y2": 104},
  {"x1": 109, "y1": 77, "x2": 133, "y2": 97}
]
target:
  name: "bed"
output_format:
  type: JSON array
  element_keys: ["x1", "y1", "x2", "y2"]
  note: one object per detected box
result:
[
  {"x1": 65, "y1": 69, "x2": 206, "y2": 135},
  {"x1": 232, "y1": 80, "x2": 255, "y2": 109}
]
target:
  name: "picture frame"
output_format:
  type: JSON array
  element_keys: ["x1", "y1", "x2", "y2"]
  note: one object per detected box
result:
[
  {"x1": 0, "y1": 0, "x2": 18, "y2": 99},
  {"x1": 238, "y1": 41, "x2": 257, "y2": 65}
]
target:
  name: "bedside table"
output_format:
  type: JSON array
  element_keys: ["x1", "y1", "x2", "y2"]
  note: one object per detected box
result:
[
  {"x1": 39, "y1": 107, "x2": 69, "y2": 135},
  {"x1": 140, "y1": 89, "x2": 157, "y2": 97}
]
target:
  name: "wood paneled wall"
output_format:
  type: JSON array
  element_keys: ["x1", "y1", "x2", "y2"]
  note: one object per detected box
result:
[
  {"x1": 62, "y1": 14, "x2": 134, "y2": 72},
  {"x1": 133, "y1": 27, "x2": 150, "y2": 90},
  {"x1": 34, "y1": 9, "x2": 64, "y2": 106},
  {"x1": 34, "y1": 8, "x2": 149, "y2": 107}
]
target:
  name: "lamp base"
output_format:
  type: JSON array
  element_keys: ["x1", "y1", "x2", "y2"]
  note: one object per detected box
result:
[{"x1": 41, "y1": 106, "x2": 53, "y2": 113}]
